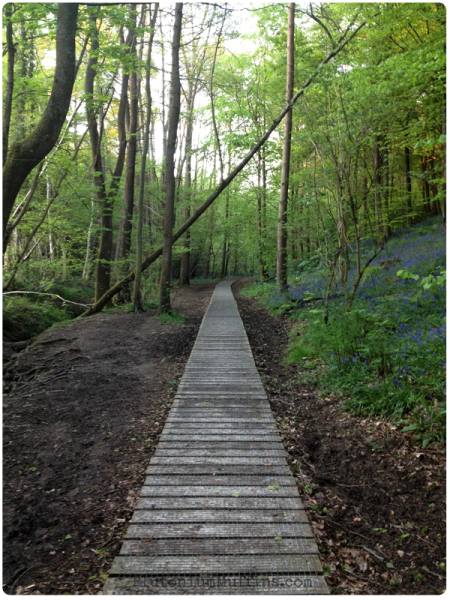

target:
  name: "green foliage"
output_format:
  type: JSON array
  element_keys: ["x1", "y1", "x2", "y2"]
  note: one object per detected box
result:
[
  {"x1": 155, "y1": 310, "x2": 185, "y2": 325},
  {"x1": 3, "y1": 296, "x2": 70, "y2": 342}
]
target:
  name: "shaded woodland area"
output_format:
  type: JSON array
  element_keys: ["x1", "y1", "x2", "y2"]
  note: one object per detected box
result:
[{"x1": 2, "y1": 3, "x2": 445, "y2": 315}]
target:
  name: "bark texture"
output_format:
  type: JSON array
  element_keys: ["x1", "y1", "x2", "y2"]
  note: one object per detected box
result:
[
  {"x1": 276, "y1": 3, "x2": 295, "y2": 289},
  {"x1": 158, "y1": 3, "x2": 183, "y2": 314},
  {"x1": 2, "y1": 4, "x2": 79, "y2": 240}
]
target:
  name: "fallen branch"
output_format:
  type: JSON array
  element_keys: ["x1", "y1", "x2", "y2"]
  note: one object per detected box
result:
[
  {"x1": 80, "y1": 17, "x2": 367, "y2": 318},
  {"x1": 3, "y1": 291, "x2": 92, "y2": 308}
]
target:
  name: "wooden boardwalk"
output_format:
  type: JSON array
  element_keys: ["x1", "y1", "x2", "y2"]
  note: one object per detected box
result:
[{"x1": 104, "y1": 281, "x2": 328, "y2": 594}]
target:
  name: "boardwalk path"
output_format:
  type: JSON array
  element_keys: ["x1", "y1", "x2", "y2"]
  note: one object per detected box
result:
[{"x1": 104, "y1": 281, "x2": 328, "y2": 594}]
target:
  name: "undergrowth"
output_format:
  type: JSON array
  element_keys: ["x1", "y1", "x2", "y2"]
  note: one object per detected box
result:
[
  {"x1": 243, "y1": 218, "x2": 446, "y2": 447},
  {"x1": 155, "y1": 310, "x2": 185, "y2": 325}
]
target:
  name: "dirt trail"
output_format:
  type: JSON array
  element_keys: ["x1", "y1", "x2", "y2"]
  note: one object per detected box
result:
[
  {"x1": 233, "y1": 279, "x2": 446, "y2": 595},
  {"x1": 3, "y1": 282, "x2": 216, "y2": 595}
]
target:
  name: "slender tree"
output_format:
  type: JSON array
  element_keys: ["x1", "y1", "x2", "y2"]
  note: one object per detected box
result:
[
  {"x1": 276, "y1": 3, "x2": 295, "y2": 289},
  {"x1": 133, "y1": 3, "x2": 159, "y2": 312},
  {"x1": 158, "y1": 3, "x2": 183, "y2": 314}
]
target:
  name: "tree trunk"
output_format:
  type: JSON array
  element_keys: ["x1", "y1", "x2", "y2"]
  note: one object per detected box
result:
[
  {"x1": 85, "y1": 13, "x2": 130, "y2": 304},
  {"x1": 276, "y1": 3, "x2": 295, "y2": 289},
  {"x1": 158, "y1": 3, "x2": 183, "y2": 314},
  {"x1": 179, "y1": 84, "x2": 195, "y2": 286},
  {"x1": 3, "y1": 4, "x2": 79, "y2": 241},
  {"x1": 405, "y1": 145, "x2": 413, "y2": 227},
  {"x1": 3, "y1": 3, "x2": 15, "y2": 167},
  {"x1": 116, "y1": 8, "x2": 138, "y2": 274},
  {"x1": 133, "y1": 3, "x2": 159, "y2": 312}
]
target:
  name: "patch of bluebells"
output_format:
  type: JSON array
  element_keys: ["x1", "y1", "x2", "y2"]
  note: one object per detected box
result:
[{"x1": 279, "y1": 217, "x2": 446, "y2": 420}]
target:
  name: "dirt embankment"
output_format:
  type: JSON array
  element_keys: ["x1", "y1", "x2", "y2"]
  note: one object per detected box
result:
[
  {"x1": 233, "y1": 279, "x2": 446, "y2": 595},
  {"x1": 3, "y1": 282, "x2": 216, "y2": 595}
]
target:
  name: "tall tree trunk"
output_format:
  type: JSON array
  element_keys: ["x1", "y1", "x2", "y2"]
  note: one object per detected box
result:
[
  {"x1": 421, "y1": 156, "x2": 431, "y2": 215},
  {"x1": 3, "y1": 4, "x2": 15, "y2": 167},
  {"x1": 85, "y1": 14, "x2": 130, "y2": 304},
  {"x1": 405, "y1": 145, "x2": 413, "y2": 227},
  {"x1": 179, "y1": 85, "x2": 194, "y2": 286},
  {"x1": 158, "y1": 3, "x2": 183, "y2": 314},
  {"x1": 219, "y1": 193, "x2": 229, "y2": 279},
  {"x1": 133, "y1": 3, "x2": 159, "y2": 312},
  {"x1": 116, "y1": 8, "x2": 138, "y2": 272},
  {"x1": 3, "y1": 4, "x2": 79, "y2": 241},
  {"x1": 256, "y1": 151, "x2": 266, "y2": 281},
  {"x1": 276, "y1": 3, "x2": 295, "y2": 289}
]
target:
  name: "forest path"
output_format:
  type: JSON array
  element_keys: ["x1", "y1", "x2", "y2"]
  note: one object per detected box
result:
[{"x1": 104, "y1": 280, "x2": 328, "y2": 595}]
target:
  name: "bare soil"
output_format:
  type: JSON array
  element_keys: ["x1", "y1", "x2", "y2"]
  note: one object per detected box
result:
[
  {"x1": 3, "y1": 282, "x2": 216, "y2": 595},
  {"x1": 233, "y1": 278, "x2": 446, "y2": 595}
]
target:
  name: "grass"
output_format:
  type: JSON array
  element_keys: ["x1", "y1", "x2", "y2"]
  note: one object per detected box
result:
[
  {"x1": 243, "y1": 217, "x2": 445, "y2": 447},
  {"x1": 3, "y1": 296, "x2": 71, "y2": 342},
  {"x1": 155, "y1": 310, "x2": 185, "y2": 325}
]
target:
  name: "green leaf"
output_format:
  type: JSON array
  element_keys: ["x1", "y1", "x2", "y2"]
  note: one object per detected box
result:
[{"x1": 386, "y1": 562, "x2": 394, "y2": 569}]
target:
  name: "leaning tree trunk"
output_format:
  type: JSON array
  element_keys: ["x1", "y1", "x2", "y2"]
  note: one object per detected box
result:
[
  {"x1": 3, "y1": 4, "x2": 79, "y2": 242},
  {"x1": 158, "y1": 3, "x2": 183, "y2": 314},
  {"x1": 276, "y1": 3, "x2": 295, "y2": 289}
]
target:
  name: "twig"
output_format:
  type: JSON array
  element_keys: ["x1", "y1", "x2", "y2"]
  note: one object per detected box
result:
[
  {"x1": 422, "y1": 567, "x2": 445, "y2": 579},
  {"x1": 360, "y1": 544, "x2": 389, "y2": 561},
  {"x1": 10, "y1": 565, "x2": 40, "y2": 594}
]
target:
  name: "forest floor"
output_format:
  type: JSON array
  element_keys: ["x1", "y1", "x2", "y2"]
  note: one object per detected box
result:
[
  {"x1": 3, "y1": 278, "x2": 445, "y2": 595},
  {"x1": 233, "y1": 278, "x2": 446, "y2": 596},
  {"x1": 2, "y1": 281, "x2": 216, "y2": 595}
]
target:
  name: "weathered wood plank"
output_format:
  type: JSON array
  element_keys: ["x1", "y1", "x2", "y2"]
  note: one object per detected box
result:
[
  {"x1": 126, "y1": 521, "x2": 312, "y2": 536},
  {"x1": 159, "y1": 435, "x2": 280, "y2": 442},
  {"x1": 144, "y1": 475, "x2": 295, "y2": 486},
  {"x1": 146, "y1": 465, "x2": 291, "y2": 476},
  {"x1": 139, "y1": 485, "x2": 299, "y2": 497},
  {"x1": 103, "y1": 574, "x2": 330, "y2": 595},
  {"x1": 149, "y1": 456, "x2": 288, "y2": 465},
  {"x1": 121, "y1": 538, "x2": 318, "y2": 556},
  {"x1": 109, "y1": 554, "x2": 323, "y2": 575},
  {"x1": 131, "y1": 497, "x2": 303, "y2": 512},
  {"x1": 156, "y1": 441, "x2": 284, "y2": 450},
  {"x1": 165, "y1": 424, "x2": 278, "y2": 431},
  {"x1": 153, "y1": 448, "x2": 285, "y2": 457},
  {"x1": 127, "y1": 510, "x2": 308, "y2": 524}
]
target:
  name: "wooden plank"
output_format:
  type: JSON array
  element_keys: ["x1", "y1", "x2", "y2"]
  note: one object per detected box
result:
[
  {"x1": 149, "y1": 456, "x2": 288, "y2": 465},
  {"x1": 103, "y1": 574, "x2": 330, "y2": 595},
  {"x1": 146, "y1": 465, "x2": 292, "y2": 476},
  {"x1": 156, "y1": 441, "x2": 284, "y2": 450},
  {"x1": 159, "y1": 435, "x2": 280, "y2": 442},
  {"x1": 158, "y1": 440, "x2": 284, "y2": 450},
  {"x1": 131, "y1": 497, "x2": 303, "y2": 512},
  {"x1": 139, "y1": 485, "x2": 299, "y2": 498},
  {"x1": 109, "y1": 554, "x2": 323, "y2": 575},
  {"x1": 126, "y1": 521, "x2": 312, "y2": 536},
  {"x1": 153, "y1": 448, "x2": 286, "y2": 457},
  {"x1": 144, "y1": 475, "x2": 295, "y2": 486},
  {"x1": 165, "y1": 424, "x2": 277, "y2": 431},
  {"x1": 120, "y1": 538, "x2": 318, "y2": 556}
]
